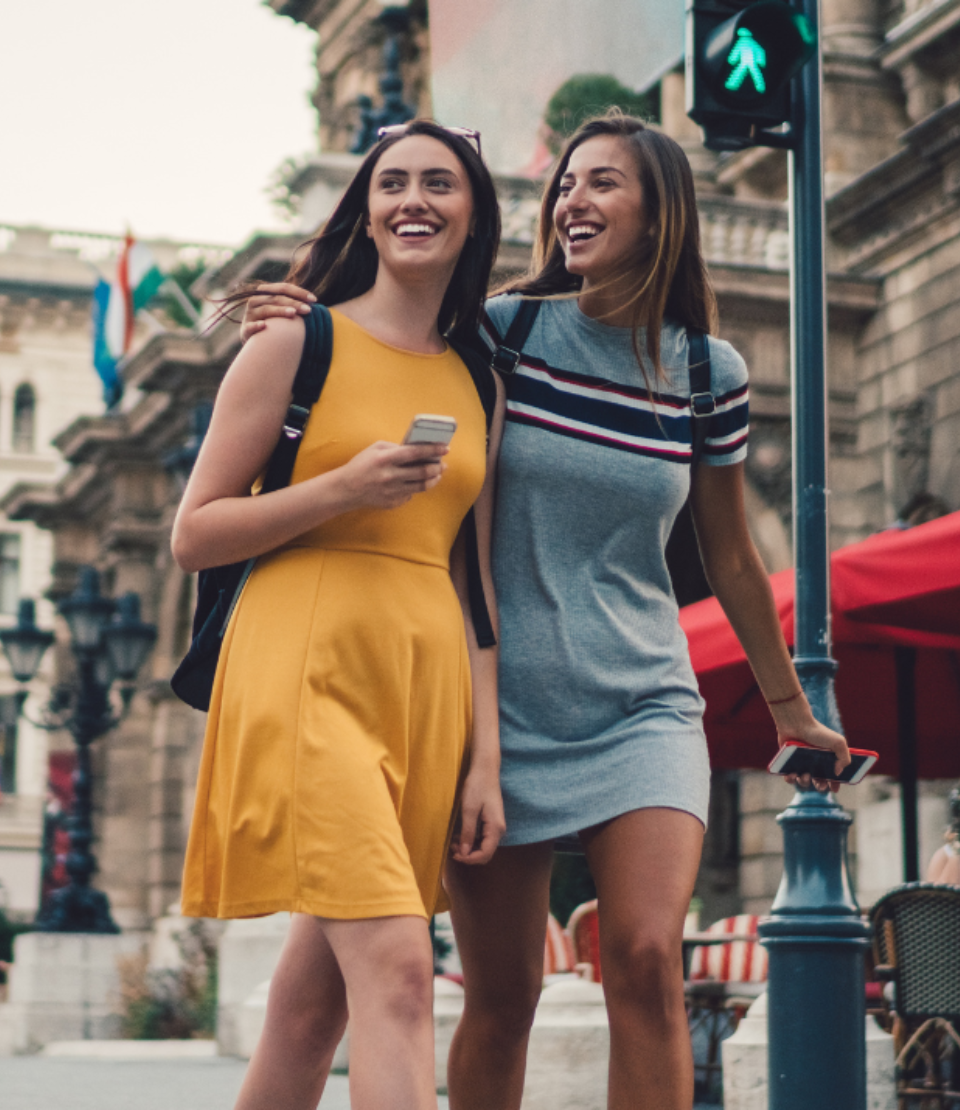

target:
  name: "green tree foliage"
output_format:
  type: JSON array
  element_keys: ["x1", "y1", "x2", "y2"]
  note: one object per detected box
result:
[
  {"x1": 544, "y1": 74, "x2": 660, "y2": 153},
  {"x1": 0, "y1": 908, "x2": 32, "y2": 990},
  {"x1": 154, "y1": 261, "x2": 205, "y2": 330},
  {"x1": 266, "y1": 155, "x2": 312, "y2": 223},
  {"x1": 117, "y1": 920, "x2": 218, "y2": 1040}
]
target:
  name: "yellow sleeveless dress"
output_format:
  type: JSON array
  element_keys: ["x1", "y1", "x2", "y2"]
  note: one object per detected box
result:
[{"x1": 181, "y1": 310, "x2": 487, "y2": 921}]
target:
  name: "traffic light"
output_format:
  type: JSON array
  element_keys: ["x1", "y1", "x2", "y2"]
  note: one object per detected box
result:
[{"x1": 686, "y1": 0, "x2": 817, "y2": 152}]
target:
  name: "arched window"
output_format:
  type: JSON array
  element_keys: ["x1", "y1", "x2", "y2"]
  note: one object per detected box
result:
[{"x1": 12, "y1": 384, "x2": 35, "y2": 453}]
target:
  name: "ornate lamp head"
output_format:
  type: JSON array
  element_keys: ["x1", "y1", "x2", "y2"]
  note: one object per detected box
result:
[
  {"x1": 58, "y1": 568, "x2": 115, "y2": 651},
  {"x1": 0, "y1": 598, "x2": 55, "y2": 684}
]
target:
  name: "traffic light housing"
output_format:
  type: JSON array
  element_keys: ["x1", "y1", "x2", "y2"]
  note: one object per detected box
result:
[{"x1": 686, "y1": 0, "x2": 816, "y2": 151}]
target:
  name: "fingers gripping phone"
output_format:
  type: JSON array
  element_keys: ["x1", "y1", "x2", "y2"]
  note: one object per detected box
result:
[
  {"x1": 403, "y1": 414, "x2": 457, "y2": 447},
  {"x1": 768, "y1": 740, "x2": 879, "y2": 784}
]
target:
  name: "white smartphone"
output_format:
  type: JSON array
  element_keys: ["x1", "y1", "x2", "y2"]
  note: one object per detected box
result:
[
  {"x1": 768, "y1": 741, "x2": 879, "y2": 784},
  {"x1": 402, "y1": 414, "x2": 457, "y2": 446}
]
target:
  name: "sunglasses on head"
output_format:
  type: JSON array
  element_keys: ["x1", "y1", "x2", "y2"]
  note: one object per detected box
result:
[{"x1": 377, "y1": 123, "x2": 482, "y2": 157}]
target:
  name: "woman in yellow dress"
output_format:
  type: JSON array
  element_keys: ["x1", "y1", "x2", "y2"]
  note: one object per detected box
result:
[{"x1": 172, "y1": 121, "x2": 506, "y2": 1110}]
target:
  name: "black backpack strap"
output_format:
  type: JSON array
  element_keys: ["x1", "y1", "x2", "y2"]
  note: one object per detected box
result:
[
  {"x1": 214, "y1": 304, "x2": 334, "y2": 637},
  {"x1": 261, "y1": 304, "x2": 333, "y2": 494},
  {"x1": 687, "y1": 328, "x2": 715, "y2": 471},
  {"x1": 491, "y1": 298, "x2": 542, "y2": 375},
  {"x1": 447, "y1": 335, "x2": 499, "y2": 649},
  {"x1": 448, "y1": 338, "x2": 497, "y2": 435}
]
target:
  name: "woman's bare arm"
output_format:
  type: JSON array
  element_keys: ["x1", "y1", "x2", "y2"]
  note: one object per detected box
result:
[
  {"x1": 689, "y1": 462, "x2": 851, "y2": 781},
  {"x1": 449, "y1": 372, "x2": 507, "y2": 864},
  {"x1": 171, "y1": 316, "x2": 448, "y2": 572}
]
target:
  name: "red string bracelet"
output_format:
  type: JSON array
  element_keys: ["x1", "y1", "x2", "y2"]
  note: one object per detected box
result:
[{"x1": 767, "y1": 689, "x2": 804, "y2": 706}]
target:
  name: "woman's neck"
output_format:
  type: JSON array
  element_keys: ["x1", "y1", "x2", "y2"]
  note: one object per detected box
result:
[
  {"x1": 336, "y1": 266, "x2": 453, "y2": 354},
  {"x1": 577, "y1": 274, "x2": 647, "y2": 329}
]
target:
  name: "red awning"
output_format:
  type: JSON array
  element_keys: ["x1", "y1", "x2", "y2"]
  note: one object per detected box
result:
[
  {"x1": 680, "y1": 566, "x2": 960, "y2": 779},
  {"x1": 832, "y1": 511, "x2": 960, "y2": 637}
]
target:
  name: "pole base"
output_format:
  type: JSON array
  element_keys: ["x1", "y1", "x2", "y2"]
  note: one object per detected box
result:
[{"x1": 35, "y1": 884, "x2": 120, "y2": 934}]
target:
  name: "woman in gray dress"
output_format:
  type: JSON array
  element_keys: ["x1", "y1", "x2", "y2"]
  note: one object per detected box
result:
[{"x1": 242, "y1": 112, "x2": 849, "y2": 1110}]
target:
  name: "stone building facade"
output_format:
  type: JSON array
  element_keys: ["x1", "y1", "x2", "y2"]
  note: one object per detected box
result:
[
  {"x1": 269, "y1": 0, "x2": 432, "y2": 155},
  {"x1": 0, "y1": 226, "x2": 226, "y2": 924},
  {"x1": 3, "y1": 0, "x2": 958, "y2": 930}
]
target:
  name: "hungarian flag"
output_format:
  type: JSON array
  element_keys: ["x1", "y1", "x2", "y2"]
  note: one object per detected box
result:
[{"x1": 92, "y1": 235, "x2": 164, "y2": 407}]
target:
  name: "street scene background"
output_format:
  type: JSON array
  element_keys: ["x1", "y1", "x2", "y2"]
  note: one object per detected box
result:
[{"x1": 0, "y1": 0, "x2": 958, "y2": 1107}]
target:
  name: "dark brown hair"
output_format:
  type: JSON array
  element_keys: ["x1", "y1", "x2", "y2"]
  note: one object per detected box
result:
[
  {"x1": 500, "y1": 111, "x2": 718, "y2": 384},
  {"x1": 222, "y1": 120, "x2": 501, "y2": 344}
]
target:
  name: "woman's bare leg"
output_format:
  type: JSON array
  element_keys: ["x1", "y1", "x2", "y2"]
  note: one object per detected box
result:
[
  {"x1": 320, "y1": 914, "x2": 438, "y2": 1110},
  {"x1": 234, "y1": 914, "x2": 348, "y2": 1110},
  {"x1": 444, "y1": 842, "x2": 555, "y2": 1110},
  {"x1": 582, "y1": 807, "x2": 704, "y2": 1110}
]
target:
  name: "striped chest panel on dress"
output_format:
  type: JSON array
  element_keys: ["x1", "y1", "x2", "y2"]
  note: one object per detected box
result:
[{"x1": 480, "y1": 309, "x2": 749, "y2": 466}]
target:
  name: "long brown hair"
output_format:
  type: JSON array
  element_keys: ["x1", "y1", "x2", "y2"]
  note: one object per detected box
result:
[
  {"x1": 500, "y1": 111, "x2": 718, "y2": 385},
  {"x1": 221, "y1": 120, "x2": 501, "y2": 344}
]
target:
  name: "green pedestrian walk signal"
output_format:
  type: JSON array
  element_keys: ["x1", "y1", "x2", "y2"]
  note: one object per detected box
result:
[
  {"x1": 725, "y1": 29, "x2": 767, "y2": 93},
  {"x1": 686, "y1": 0, "x2": 817, "y2": 151}
]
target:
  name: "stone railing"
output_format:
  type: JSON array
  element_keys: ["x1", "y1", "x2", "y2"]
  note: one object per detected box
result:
[
  {"x1": 0, "y1": 224, "x2": 231, "y2": 273},
  {"x1": 697, "y1": 196, "x2": 790, "y2": 270},
  {"x1": 495, "y1": 186, "x2": 790, "y2": 271}
]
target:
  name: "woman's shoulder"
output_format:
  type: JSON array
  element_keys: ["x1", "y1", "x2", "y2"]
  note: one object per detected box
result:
[
  {"x1": 482, "y1": 293, "x2": 576, "y2": 348},
  {"x1": 482, "y1": 293, "x2": 526, "y2": 340},
  {"x1": 704, "y1": 333, "x2": 749, "y2": 399}
]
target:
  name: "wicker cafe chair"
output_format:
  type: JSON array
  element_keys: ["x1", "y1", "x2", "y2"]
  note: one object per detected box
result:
[{"x1": 870, "y1": 882, "x2": 960, "y2": 1108}]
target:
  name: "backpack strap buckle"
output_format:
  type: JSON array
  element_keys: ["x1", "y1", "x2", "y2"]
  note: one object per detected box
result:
[
  {"x1": 690, "y1": 391, "x2": 716, "y2": 418},
  {"x1": 491, "y1": 345, "x2": 522, "y2": 375},
  {"x1": 282, "y1": 403, "x2": 311, "y2": 440}
]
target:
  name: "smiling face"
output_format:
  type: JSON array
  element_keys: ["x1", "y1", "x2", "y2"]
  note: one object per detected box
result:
[
  {"x1": 554, "y1": 135, "x2": 649, "y2": 288},
  {"x1": 366, "y1": 134, "x2": 475, "y2": 284}
]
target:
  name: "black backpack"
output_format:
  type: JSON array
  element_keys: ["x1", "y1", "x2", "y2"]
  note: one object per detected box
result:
[
  {"x1": 489, "y1": 298, "x2": 716, "y2": 607},
  {"x1": 171, "y1": 304, "x2": 498, "y2": 711}
]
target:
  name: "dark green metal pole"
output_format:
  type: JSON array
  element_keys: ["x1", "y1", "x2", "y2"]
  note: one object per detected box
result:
[
  {"x1": 895, "y1": 646, "x2": 920, "y2": 881},
  {"x1": 757, "y1": 1, "x2": 869, "y2": 1106}
]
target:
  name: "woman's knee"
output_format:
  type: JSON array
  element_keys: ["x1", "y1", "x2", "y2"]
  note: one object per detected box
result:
[
  {"x1": 265, "y1": 978, "x2": 348, "y2": 1050},
  {"x1": 602, "y1": 929, "x2": 683, "y2": 1011},
  {"x1": 462, "y1": 964, "x2": 543, "y2": 1043},
  {"x1": 376, "y1": 949, "x2": 436, "y2": 1027}
]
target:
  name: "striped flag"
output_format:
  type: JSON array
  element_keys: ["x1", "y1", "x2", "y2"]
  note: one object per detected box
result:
[{"x1": 92, "y1": 235, "x2": 165, "y2": 407}]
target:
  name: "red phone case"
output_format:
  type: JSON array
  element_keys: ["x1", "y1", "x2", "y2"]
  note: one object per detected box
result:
[{"x1": 767, "y1": 740, "x2": 879, "y2": 779}]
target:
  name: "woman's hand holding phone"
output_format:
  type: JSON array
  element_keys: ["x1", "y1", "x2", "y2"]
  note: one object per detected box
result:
[
  {"x1": 768, "y1": 696, "x2": 851, "y2": 793},
  {"x1": 337, "y1": 440, "x2": 448, "y2": 510}
]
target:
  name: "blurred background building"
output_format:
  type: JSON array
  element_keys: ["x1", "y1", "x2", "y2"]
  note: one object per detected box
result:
[{"x1": 0, "y1": 0, "x2": 957, "y2": 933}]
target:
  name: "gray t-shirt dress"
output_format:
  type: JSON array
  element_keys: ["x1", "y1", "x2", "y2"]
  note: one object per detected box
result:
[{"x1": 480, "y1": 295, "x2": 750, "y2": 846}]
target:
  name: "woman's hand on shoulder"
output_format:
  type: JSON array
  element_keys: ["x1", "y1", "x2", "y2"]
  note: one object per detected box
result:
[
  {"x1": 452, "y1": 759, "x2": 506, "y2": 866},
  {"x1": 239, "y1": 283, "x2": 316, "y2": 343}
]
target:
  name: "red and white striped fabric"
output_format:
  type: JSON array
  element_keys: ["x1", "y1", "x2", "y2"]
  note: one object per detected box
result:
[
  {"x1": 543, "y1": 912, "x2": 576, "y2": 976},
  {"x1": 567, "y1": 899, "x2": 602, "y2": 983},
  {"x1": 687, "y1": 914, "x2": 768, "y2": 983}
]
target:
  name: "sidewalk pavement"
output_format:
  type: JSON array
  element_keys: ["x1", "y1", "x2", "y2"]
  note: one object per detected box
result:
[
  {"x1": 0, "y1": 1057, "x2": 451, "y2": 1110},
  {"x1": 0, "y1": 1049, "x2": 719, "y2": 1109}
]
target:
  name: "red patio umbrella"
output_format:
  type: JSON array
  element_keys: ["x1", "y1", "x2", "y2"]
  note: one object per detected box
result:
[
  {"x1": 681, "y1": 544, "x2": 960, "y2": 881},
  {"x1": 680, "y1": 569, "x2": 960, "y2": 779},
  {"x1": 833, "y1": 512, "x2": 960, "y2": 637}
]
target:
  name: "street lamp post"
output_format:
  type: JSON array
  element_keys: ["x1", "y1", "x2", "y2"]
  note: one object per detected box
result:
[
  {"x1": 757, "y1": 1, "x2": 870, "y2": 1107},
  {"x1": 0, "y1": 567, "x2": 156, "y2": 933}
]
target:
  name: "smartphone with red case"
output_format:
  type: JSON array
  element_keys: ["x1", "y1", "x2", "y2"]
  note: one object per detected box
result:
[{"x1": 767, "y1": 740, "x2": 879, "y2": 784}]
